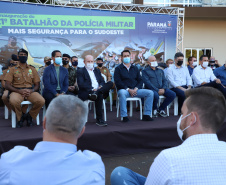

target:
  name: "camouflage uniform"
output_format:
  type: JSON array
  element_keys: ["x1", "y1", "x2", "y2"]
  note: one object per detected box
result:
[{"x1": 67, "y1": 66, "x2": 78, "y2": 94}]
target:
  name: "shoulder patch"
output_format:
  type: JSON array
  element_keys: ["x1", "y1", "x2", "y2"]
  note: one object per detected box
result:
[{"x1": 7, "y1": 70, "x2": 9, "y2": 73}]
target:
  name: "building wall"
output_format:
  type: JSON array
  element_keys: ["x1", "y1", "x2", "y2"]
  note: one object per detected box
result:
[{"x1": 184, "y1": 17, "x2": 226, "y2": 65}]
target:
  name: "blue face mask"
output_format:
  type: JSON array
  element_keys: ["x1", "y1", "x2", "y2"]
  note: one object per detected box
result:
[
  {"x1": 55, "y1": 57, "x2": 62, "y2": 65},
  {"x1": 123, "y1": 57, "x2": 130, "y2": 64}
]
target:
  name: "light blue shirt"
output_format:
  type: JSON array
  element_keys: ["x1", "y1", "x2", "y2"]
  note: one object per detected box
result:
[
  {"x1": 167, "y1": 64, "x2": 192, "y2": 88},
  {"x1": 145, "y1": 134, "x2": 226, "y2": 185},
  {"x1": 0, "y1": 141, "x2": 105, "y2": 185}
]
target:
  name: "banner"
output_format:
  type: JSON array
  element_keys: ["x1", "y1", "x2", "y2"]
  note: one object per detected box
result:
[{"x1": 0, "y1": 1, "x2": 177, "y2": 68}]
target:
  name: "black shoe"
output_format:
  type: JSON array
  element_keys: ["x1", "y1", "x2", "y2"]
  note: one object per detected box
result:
[
  {"x1": 142, "y1": 115, "x2": 154, "y2": 121},
  {"x1": 96, "y1": 118, "x2": 107, "y2": 127},
  {"x1": 88, "y1": 93, "x2": 97, "y2": 101},
  {"x1": 122, "y1": 117, "x2": 130, "y2": 122},
  {"x1": 26, "y1": 113, "x2": 33, "y2": 127},
  {"x1": 16, "y1": 114, "x2": 26, "y2": 128},
  {"x1": 159, "y1": 110, "x2": 168, "y2": 117}
]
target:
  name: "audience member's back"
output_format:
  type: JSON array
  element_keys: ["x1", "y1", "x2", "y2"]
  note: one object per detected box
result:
[{"x1": 0, "y1": 95, "x2": 105, "y2": 185}]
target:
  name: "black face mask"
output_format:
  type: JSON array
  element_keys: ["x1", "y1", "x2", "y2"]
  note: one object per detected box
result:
[
  {"x1": 177, "y1": 60, "x2": 183, "y2": 66},
  {"x1": 19, "y1": 56, "x2": 27, "y2": 63},
  {"x1": 72, "y1": 61, "x2": 78, "y2": 66},
  {"x1": 46, "y1": 61, "x2": 51, "y2": 66},
  {"x1": 97, "y1": 63, "x2": 103, "y2": 67},
  {"x1": 63, "y1": 60, "x2": 69, "y2": 65},
  {"x1": 9, "y1": 63, "x2": 16, "y2": 67},
  {"x1": 11, "y1": 41, "x2": 17, "y2": 47}
]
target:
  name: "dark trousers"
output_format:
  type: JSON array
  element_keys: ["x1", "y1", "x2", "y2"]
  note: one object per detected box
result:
[
  {"x1": 199, "y1": 81, "x2": 226, "y2": 99},
  {"x1": 99, "y1": 81, "x2": 113, "y2": 99},
  {"x1": 171, "y1": 85, "x2": 188, "y2": 114},
  {"x1": 153, "y1": 89, "x2": 176, "y2": 111},
  {"x1": 43, "y1": 90, "x2": 61, "y2": 108}
]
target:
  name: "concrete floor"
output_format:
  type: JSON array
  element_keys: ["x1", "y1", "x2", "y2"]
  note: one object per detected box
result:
[{"x1": 103, "y1": 150, "x2": 161, "y2": 185}]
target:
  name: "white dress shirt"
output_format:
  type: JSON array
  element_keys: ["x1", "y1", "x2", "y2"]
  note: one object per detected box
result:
[
  {"x1": 167, "y1": 64, "x2": 192, "y2": 88},
  {"x1": 0, "y1": 141, "x2": 105, "y2": 185},
  {"x1": 145, "y1": 134, "x2": 226, "y2": 185},
  {"x1": 86, "y1": 67, "x2": 99, "y2": 90},
  {"x1": 192, "y1": 65, "x2": 216, "y2": 87}
]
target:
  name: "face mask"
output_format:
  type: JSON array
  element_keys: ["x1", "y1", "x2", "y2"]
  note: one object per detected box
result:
[
  {"x1": 192, "y1": 62, "x2": 198, "y2": 67},
  {"x1": 9, "y1": 63, "x2": 16, "y2": 67},
  {"x1": 177, "y1": 60, "x2": 183, "y2": 66},
  {"x1": 202, "y1": 61, "x2": 209, "y2": 68},
  {"x1": 62, "y1": 60, "x2": 69, "y2": 65},
  {"x1": 97, "y1": 63, "x2": 103, "y2": 67},
  {"x1": 177, "y1": 113, "x2": 196, "y2": 141},
  {"x1": 55, "y1": 57, "x2": 62, "y2": 65},
  {"x1": 46, "y1": 61, "x2": 51, "y2": 66},
  {"x1": 19, "y1": 56, "x2": 27, "y2": 63},
  {"x1": 11, "y1": 41, "x2": 17, "y2": 47},
  {"x1": 169, "y1": 64, "x2": 174, "y2": 68},
  {"x1": 72, "y1": 61, "x2": 78, "y2": 66},
  {"x1": 123, "y1": 57, "x2": 130, "y2": 64},
  {"x1": 151, "y1": 61, "x2": 158, "y2": 67},
  {"x1": 86, "y1": 63, "x2": 94, "y2": 70}
]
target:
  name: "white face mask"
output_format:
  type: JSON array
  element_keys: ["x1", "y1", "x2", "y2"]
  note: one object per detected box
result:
[
  {"x1": 169, "y1": 64, "x2": 174, "y2": 68},
  {"x1": 151, "y1": 61, "x2": 158, "y2": 67},
  {"x1": 202, "y1": 61, "x2": 209, "y2": 68},
  {"x1": 192, "y1": 62, "x2": 198, "y2": 67},
  {"x1": 86, "y1": 63, "x2": 94, "y2": 70},
  {"x1": 177, "y1": 113, "x2": 196, "y2": 141}
]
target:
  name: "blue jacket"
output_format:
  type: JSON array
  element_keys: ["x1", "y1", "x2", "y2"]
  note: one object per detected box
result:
[
  {"x1": 77, "y1": 67, "x2": 105, "y2": 101},
  {"x1": 42, "y1": 64, "x2": 68, "y2": 96},
  {"x1": 142, "y1": 66, "x2": 168, "y2": 92},
  {"x1": 114, "y1": 63, "x2": 143, "y2": 90}
]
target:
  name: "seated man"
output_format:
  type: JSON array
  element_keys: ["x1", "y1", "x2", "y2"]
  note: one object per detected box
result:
[
  {"x1": 187, "y1": 56, "x2": 197, "y2": 76},
  {"x1": 38, "y1": 56, "x2": 51, "y2": 78},
  {"x1": 0, "y1": 58, "x2": 18, "y2": 112},
  {"x1": 142, "y1": 56, "x2": 176, "y2": 117},
  {"x1": 192, "y1": 55, "x2": 226, "y2": 98},
  {"x1": 42, "y1": 50, "x2": 68, "y2": 108},
  {"x1": 167, "y1": 52, "x2": 192, "y2": 114},
  {"x1": 62, "y1": 53, "x2": 78, "y2": 95},
  {"x1": 4, "y1": 49, "x2": 45, "y2": 128},
  {"x1": 114, "y1": 50, "x2": 154, "y2": 122},
  {"x1": 77, "y1": 55, "x2": 113, "y2": 126},
  {"x1": 96, "y1": 57, "x2": 114, "y2": 99},
  {"x1": 214, "y1": 60, "x2": 226, "y2": 88},
  {"x1": 0, "y1": 95, "x2": 105, "y2": 185},
  {"x1": 111, "y1": 87, "x2": 226, "y2": 185}
]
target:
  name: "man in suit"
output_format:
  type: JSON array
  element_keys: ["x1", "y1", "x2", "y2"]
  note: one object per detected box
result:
[
  {"x1": 42, "y1": 50, "x2": 69, "y2": 108},
  {"x1": 77, "y1": 55, "x2": 113, "y2": 127}
]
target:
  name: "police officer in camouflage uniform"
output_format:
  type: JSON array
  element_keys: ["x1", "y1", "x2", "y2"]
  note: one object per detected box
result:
[
  {"x1": 38, "y1": 56, "x2": 51, "y2": 78},
  {"x1": 62, "y1": 54, "x2": 78, "y2": 95}
]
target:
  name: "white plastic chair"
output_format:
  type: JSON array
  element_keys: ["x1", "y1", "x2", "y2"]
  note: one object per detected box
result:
[
  {"x1": 101, "y1": 73, "x2": 113, "y2": 111},
  {"x1": 84, "y1": 99, "x2": 107, "y2": 122},
  {"x1": 173, "y1": 96, "x2": 178, "y2": 116},
  {"x1": 117, "y1": 97, "x2": 143, "y2": 120},
  {"x1": 158, "y1": 95, "x2": 170, "y2": 116},
  {"x1": 4, "y1": 105, "x2": 9, "y2": 119},
  {"x1": 11, "y1": 101, "x2": 40, "y2": 128}
]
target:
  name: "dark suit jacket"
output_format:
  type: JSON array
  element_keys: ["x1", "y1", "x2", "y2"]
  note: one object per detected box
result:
[
  {"x1": 77, "y1": 67, "x2": 104, "y2": 101},
  {"x1": 42, "y1": 64, "x2": 68, "y2": 96}
]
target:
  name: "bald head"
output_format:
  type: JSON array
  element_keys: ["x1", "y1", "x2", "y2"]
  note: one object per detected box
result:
[
  {"x1": 84, "y1": 55, "x2": 94, "y2": 62},
  {"x1": 148, "y1": 56, "x2": 156, "y2": 62}
]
